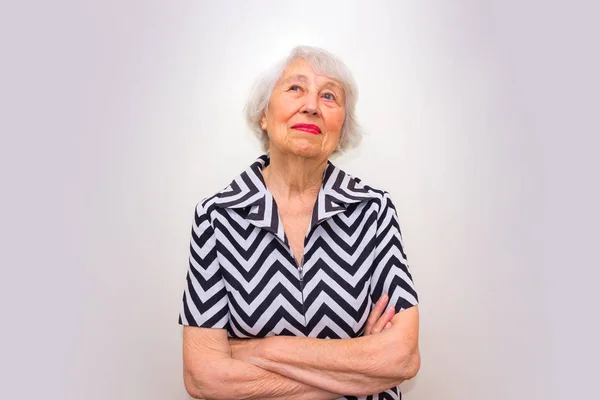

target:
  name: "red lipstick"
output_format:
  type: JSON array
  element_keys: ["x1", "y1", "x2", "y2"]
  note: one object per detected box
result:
[{"x1": 291, "y1": 123, "x2": 321, "y2": 135}]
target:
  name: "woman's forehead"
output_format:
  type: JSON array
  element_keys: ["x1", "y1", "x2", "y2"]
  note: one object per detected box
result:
[{"x1": 279, "y1": 60, "x2": 343, "y2": 89}]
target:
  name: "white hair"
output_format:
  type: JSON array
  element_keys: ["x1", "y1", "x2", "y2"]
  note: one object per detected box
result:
[{"x1": 244, "y1": 46, "x2": 363, "y2": 155}]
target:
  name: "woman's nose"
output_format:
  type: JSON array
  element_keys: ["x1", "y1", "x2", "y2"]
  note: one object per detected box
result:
[{"x1": 299, "y1": 92, "x2": 320, "y2": 116}]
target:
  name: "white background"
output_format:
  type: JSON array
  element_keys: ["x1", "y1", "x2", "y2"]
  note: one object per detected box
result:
[{"x1": 1, "y1": 1, "x2": 598, "y2": 399}]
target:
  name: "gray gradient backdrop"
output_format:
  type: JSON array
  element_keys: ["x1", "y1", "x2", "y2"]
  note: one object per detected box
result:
[{"x1": 1, "y1": 1, "x2": 598, "y2": 399}]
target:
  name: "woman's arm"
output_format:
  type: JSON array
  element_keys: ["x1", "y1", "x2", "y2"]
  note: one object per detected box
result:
[
  {"x1": 186, "y1": 295, "x2": 396, "y2": 399},
  {"x1": 230, "y1": 306, "x2": 420, "y2": 397},
  {"x1": 203, "y1": 292, "x2": 397, "y2": 400},
  {"x1": 183, "y1": 326, "x2": 342, "y2": 400}
]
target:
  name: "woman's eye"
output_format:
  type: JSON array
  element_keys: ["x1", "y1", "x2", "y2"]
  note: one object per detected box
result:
[
  {"x1": 288, "y1": 85, "x2": 302, "y2": 91},
  {"x1": 323, "y1": 92, "x2": 336, "y2": 100}
]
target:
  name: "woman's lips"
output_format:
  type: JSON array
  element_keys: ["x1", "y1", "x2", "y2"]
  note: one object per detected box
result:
[{"x1": 291, "y1": 124, "x2": 322, "y2": 135}]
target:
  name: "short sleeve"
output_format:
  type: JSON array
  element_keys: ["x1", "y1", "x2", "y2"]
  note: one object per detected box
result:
[
  {"x1": 178, "y1": 201, "x2": 229, "y2": 329},
  {"x1": 370, "y1": 192, "x2": 419, "y2": 312}
]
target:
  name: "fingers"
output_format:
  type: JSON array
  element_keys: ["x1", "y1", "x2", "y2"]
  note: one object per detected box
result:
[
  {"x1": 364, "y1": 294, "x2": 389, "y2": 335},
  {"x1": 371, "y1": 306, "x2": 395, "y2": 334}
]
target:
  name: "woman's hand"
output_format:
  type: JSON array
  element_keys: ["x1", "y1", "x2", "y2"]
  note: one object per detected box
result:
[{"x1": 363, "y1": 294, "x2": 395, "y2": 335}]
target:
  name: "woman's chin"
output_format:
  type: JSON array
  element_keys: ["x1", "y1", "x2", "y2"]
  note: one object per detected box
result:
[
  {"x1": 283, "y1": 138, "x2": 331, "y2": 159},
  {"x1": 287, "y1": 145, "x2": 325, "y2": 159}
]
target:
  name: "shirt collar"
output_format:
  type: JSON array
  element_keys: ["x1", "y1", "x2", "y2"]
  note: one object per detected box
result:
[
  {"x1": 213, "y1": 153, "x2": 270, "y2": 210},
  {"x1": 213, "y1": 153, "x2": 378, "y2": 241}
]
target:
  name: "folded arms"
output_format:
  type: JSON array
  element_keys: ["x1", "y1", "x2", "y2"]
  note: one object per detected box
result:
[{"x1": 183, "y1": 298, "x2": 419, "y2": 399}]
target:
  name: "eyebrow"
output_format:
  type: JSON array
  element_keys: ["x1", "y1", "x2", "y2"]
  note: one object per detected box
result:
[
  {"x1": 322, "y1": 81, "x2": 343, "y2": 92},
  {"x1": 282, "y1": 74, "x2": 308, "y2": 84},
  {"x1": 282, "y1": 74, "x2": 343, "y2": 91},
  {"x1": 283, "y1": 74, "x2": 344, "y2": 95}
]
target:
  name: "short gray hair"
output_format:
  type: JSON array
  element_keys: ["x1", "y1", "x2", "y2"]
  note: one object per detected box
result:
[{"x1": 244, "y1": 46, "x2": 363, "y2": 155}]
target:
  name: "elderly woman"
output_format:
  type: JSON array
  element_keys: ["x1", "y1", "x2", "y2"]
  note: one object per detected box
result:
[{"x1": 178, "y1": 46, "x2": 420, "y2": 400}]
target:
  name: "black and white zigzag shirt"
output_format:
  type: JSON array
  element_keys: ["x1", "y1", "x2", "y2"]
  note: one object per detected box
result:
[{"x1": 179, "y1": 153, "x2": 419, "y2": 400}]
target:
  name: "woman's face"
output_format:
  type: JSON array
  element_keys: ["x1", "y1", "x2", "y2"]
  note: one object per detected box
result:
[{"x1": 261, "y1": 58, "x2": 346, "y2": 160}]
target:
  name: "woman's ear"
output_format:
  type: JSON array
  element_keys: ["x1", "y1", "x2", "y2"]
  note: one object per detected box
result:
[{"x1": 260, "y1": 113, "x2": 267, "y2": 132}]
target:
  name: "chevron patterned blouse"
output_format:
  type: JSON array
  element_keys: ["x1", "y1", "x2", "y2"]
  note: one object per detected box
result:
[{"x1": 179, "y1": 153, "x2": 418, "y2": 400}]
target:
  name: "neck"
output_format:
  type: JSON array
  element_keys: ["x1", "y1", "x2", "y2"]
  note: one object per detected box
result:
[{"x1": 262, "y1": 148, "x2": 328, "y2": 202}]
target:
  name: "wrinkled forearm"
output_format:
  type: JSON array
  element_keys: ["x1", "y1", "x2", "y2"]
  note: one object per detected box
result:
[
  {"x1": 248, "y1": 333, "x2": 407, "y2": 396},
  {"x1": 232, "y1": 309, "x2": 420, "y2": 397},
  {"x1": 188, "y1": 356, "x2": 341, "y2": 400}
]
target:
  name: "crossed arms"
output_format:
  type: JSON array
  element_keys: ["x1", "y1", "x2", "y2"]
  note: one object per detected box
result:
[{"x1": 182, "y1": 296, "x2": 420, "y2": 400}]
